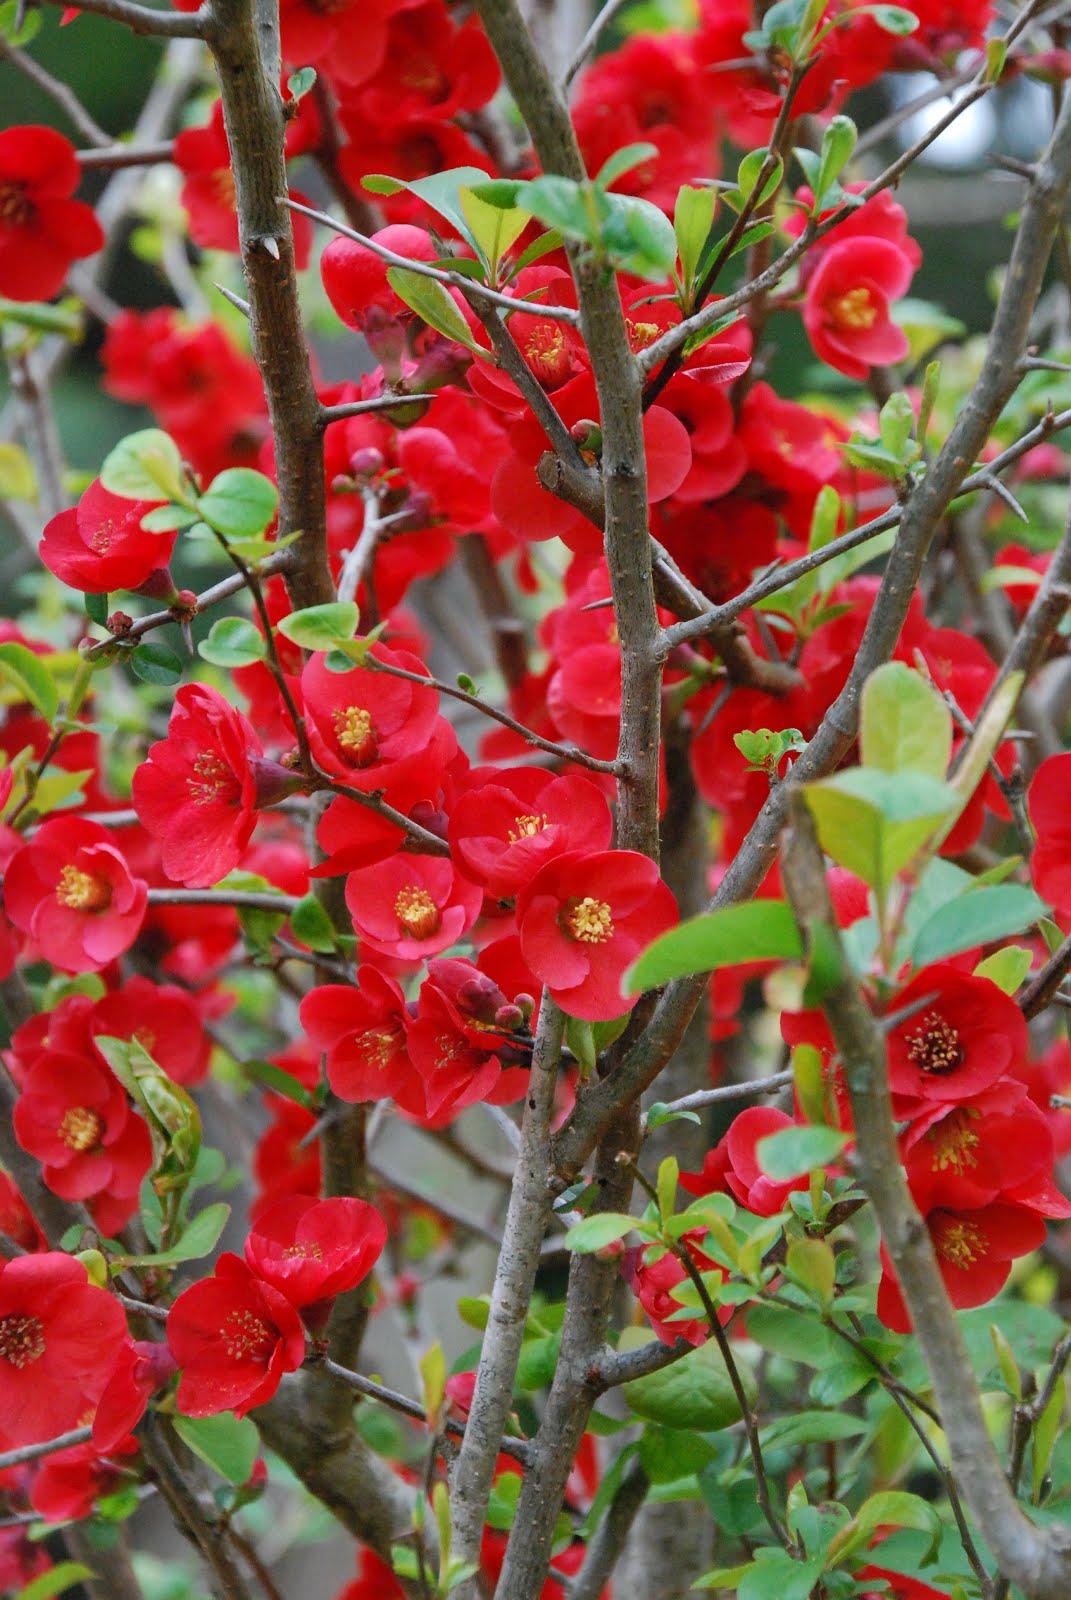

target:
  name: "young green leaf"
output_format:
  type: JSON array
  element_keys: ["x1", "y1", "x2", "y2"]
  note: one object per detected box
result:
[
  {"x1": 100, "y1": 428, "x2": 186, "y2": 502},
  {"x1": 0, "y1": 640, "x2": 59, "y2": 722},
  {"x1": 198, "y1": 616, "x2": 265, "y2": 669},
  {"x1": 624, "y1": 900, "x2": 803, "y2": 992},
  {"x1": 172, "y1": 1411, "x2": 259, "y2": 1485},
  {"x1": 859, "y1": 661, "x2": 952, "y2": 781},
  {"x1": 197, "y1": 468, "x2": 279, "y2": 539},
  {"x1": 385, "y1": 267, "x2": 482, "y2": 352},
  {"x1": 277, "y1": 600, "x2": 360, "y2": 651},
  {"x1": 755, "y1": 1124, "x2": 850, "y2": 1181}
]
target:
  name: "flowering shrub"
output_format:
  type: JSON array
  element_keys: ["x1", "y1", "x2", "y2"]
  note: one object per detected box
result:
[{"x1": 4, "y1": 0, "x2": 1071, "y2": 1596}]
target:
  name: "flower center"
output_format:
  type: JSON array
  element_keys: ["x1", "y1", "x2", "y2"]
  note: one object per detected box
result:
[
  {"x1": 508, "y1": 813, "x2": 548, "y2": 843},
  {"x1": 626, "y1": 318, "x2": 661, "y2": 350},
  {"x1": 88, "y1": 517, "x2": 117, "y2": 554},
  {"x1": 905, "y1": 1011, "x2": 964, "y2": 1075},
  {"x1": 282, "y1": 1241, "x2": 323, "y2": 1260},
  {"x1": 934, "y1": 1218, "x2": 987, "y2": 1270},
  {"x1": 394, "y1": 885, "x2": 441, "y2": 941},
  {"x1": 355, "y1": 1027, "x2": 399, "y2": 1070},
  {"x1": 56, "y1": 865, "x2": 112, "y2": 913},
  {"x1": 561, "y1": 896, "x2": 614, "y2": 944},
  {"x1": 58, "y1": 1105, "x2": 104, "y2": 1153},
  {"x1": 221, "y1": 1308, "x2": 275, "y2": 1361},
  {"x1": 0, "y1": 1313, "x2": 45, "y2": 1369},
  {"x1": 0, "y1": 182, "x2": 33, "y2": 228},
  {"x1": 522, "y1": 323, "x2": 569, "y2": 385},
  {"x1": 333, "y1": 705, "x2": 378, "y2": 766},
  {"x1": 187, "y1": 751, "x2": 239, "y2": 805},
  {"x1": 925, "y1": 1108, "x2": 980, "y2": 1173},
  {"x1": 830, "y1": 287, "x2": 877, "y2": 330}
]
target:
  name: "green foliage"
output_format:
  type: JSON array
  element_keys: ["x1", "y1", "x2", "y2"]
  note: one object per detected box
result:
[
  {"x1": 100, "y1": 428, "x2": 186, "y2": 501},
  {"x1": 198, "y1": 615, "x2": 265, "y2": 669},
  {"x1": 621, "y1": 1331, "x2": 755, "y2": 1430},
  {"x1": 171, "y1": 1412, "x2": 259, "y2": 1484},
  {"x1": 624, "y1": 900, "x2": 803, "y2": 992},
  {"x1": 196, "y1": 467, "x2": 278, "y2": 539},
  {"x1": 756, "y1": 1124, "x2": 850, "y2": 1181},
  {"x1": 277, "y1": 600, "x2": 360, "y2": 650}
]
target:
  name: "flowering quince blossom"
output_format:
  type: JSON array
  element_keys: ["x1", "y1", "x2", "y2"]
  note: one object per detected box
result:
[
  {"x1": 301, "y1": 966, "x2": 427, "y2": 1114},
  {"x1": 243, "y1": 1195, "x2": 387, "y2": 1313},
  {"x1": 681, "y1": 1106, "x2": 817, "y2": 1216},
  {"x1": 39, "y1": 478, "x2": 172, "y2": 595},
  {"x1": 405, "y1": 958, "x2": 530, "y2": 1118},
  {"x1": 516, "y1": 850, "x2": 678, "y2": 1021},
  {"x1": 624, "y1": 1231, "x2": 728, "y2": 1347},
  {"x1": 4, "y1": 817, "x2": 147, "y2": 973},
  {"x1": 0, "y1": 126, "x2": 104, "y2": 301},
  {"x1": 0, "y1": 1254, "x2": 127, "y2": 1447},
  {"x1": 883, "y1": 964, "x2": 1028, "y2": 1116},
  {"x1": 167, "y1": 1253, "x2": 306, "y2": 1418},
  {"x1": 345, "y1": 853, "x2": 483, "y2": 962},
  {"x1": 13, "y1": 1049, "x2": 152, "y2": 1216},
  {"x1": 448, "y1": 767, "x2": 613, "y2": 896},
  {"x1": 876, "y1": 1204, "x2": 1049, "y2": 1333},
  {"x1": 133, "y1": 682, "x2": 290, "y2": 887},
  {"x1": 1029, "y1": 751, "x2": 1071, "y2": 913}
]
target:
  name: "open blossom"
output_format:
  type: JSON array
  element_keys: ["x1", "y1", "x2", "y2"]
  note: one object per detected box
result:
[
  {"x1": 167, "y1": 1253, "x2": 306, "y2": 1418},
  {"x1": 0, "y1": 1253, "x2": 127, "y2": 1447},
  {"x1": 301, "y1": 967, "x2": 426, "y2": 1115},
  {"x1": 302, "y1": 644, "x2": 440, "y2": 789},
  {"x1": 0, "y1": 126, "x2": 105, "y2": 302},
  {"x1": 133, "y1": 683, "x2": 282, "y2": 887},
  {"x1": 345, "y1": 854, "x2": 483, "y2": 962},
  {"x1": 448, "y1": 768, "x2": 613, "y2": 897},
  {"x1": 877, "y1": 1203, "x2": 1048, "y2": 1332},
  {"x1": 13, "y1": 1050, "x2": 151, "y2": 1220},
  {"x1": 884, "y1": 965, "x2": 1028, "y2": 1115},
  {"x1": 4, "y1": 817, "x2": 148, "y2": 973},
  {"x1": 244, "y1": 1196, "x2": 387, "y2": 1310},
  {"x1": 803, "y1": 235, "x2": 915, "y2": 380},
  {"x1": 406, "y1": 958, "x2": 529, "y2": 1118},
  {"x1": 681, "y1": 1107, "x2": 815, "y2": 1217},
  {"x1": 625, "y1": 1231, "x2": 727, "y2": 1347},
  {"x1": 39, "y1": 478, "x2": 171, "y2": 594},
  {"x1": 516, "y1": 850, "x2": 678, "y2": 1021}
]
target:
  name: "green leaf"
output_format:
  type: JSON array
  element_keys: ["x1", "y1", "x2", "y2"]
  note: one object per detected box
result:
[
  {"x1": 639, "y1": 1423, "x2": 717, "y2": 1485},
  {"x1": 287, "y1": 66, "x2": 317, "y2": 102},
  {"x1": 197, "y1": 468, "x2": 278, "y2": 539},
  {"x1": 674, "y1": 185, "x2": 717, "y2": 290},
  {"x1": 601, "y1": 193, "x2": 678, "y2": 279},
  {"x1": 362, "y1": 167, "x2": 491, "y2": 252},
  {"x1": 814, "y1": 114, "x2": 857, "y2": 204},
  {"x1": 933, "y1": 672, "x2": 1024, "y2": 852},
  {"x1": 198, "y1": 616, "x2": 265, "y2": 669},
  {"x1": 172, "y1": 1412, "x2": 259, "y2": 1485},
  {"x1": 459, "y1": 187, "x2": 530, "y2": 276},
  {"x1": 756, "y1": 1124, "x2": 850, "y2": 1181},
  {"x1": 15, "y1": 1564, "x2": 97, "y2": 1600},
  {"x1": 804, "y1": 768, "x2": 958, "y2": 896},
  {"x1": 746, "y1": 1304, "x2": 837, "y2": 1367},
  {"x1": 990, "y1": 1323, "x2": 1022, "y2": 1398},
  {"x1": 114, "y1": 1202, "x2": 229, "y2": 1269},
  {"x1": 831, "y1": 1489, "x2": 941, "y2": 1567},
  {"x1": 624, "y1": 900, "x2": 803, "y2": 993},
  {"x1": 739, "y1": 1554, "x2": 826, "y2": 1600},
  {"x1": 277, "y1": 601, "x2": 360, "y2": 650},
  {"x1": 973, "y1": 944, "x2": 1032, "y2": 995},
  {"x1": 130, "y1": 639, "x2": 184, "y2": 686},
  {"x1": 385, "y1": 267, "x2": 482, "y2": 352},
  {"x1": 692, "y1": 1563, "x2": 754, "y2": 1591},
  {"x1": 565, "y1": 1213, "x2": 646, "y2": 1253},
  {"x1": 84, "y1": 592, "x2": 109, "y2": 627},
  {"x1": 911, "y1": 884, "x2": 1047, "y2": 968},
  {"x1": 0, "y1": 0, "x2": 42, "y2": 46},
  {"x1": 1033, "y1": 1373, "x2": 1064, "y2": 1501},
  {"x1": 622, "y1": 1330, "x2": 756, "y2": 1431},
  {"x1": 0, "y1": 641, "x2": 58, "y2": 721},
  {"x1": 735, "y1": 148, "x2": 784, "y2": 208},
  {"x1": 0, "y1": 440, "x2": 37, "y2": 500},
  {"x1": 515, "y1": 174, "x2": 593, "y2": 240},
  {"x1": 290, "y1": 892, "x2": 339, "y2": 953},
  {"x1": 866, "y1": 3, "x2": 919, "y2": 35},
  {"x1": 860, "y1": 662, "x2": 951, "y2": 780},
  {"x1": 786, "y1": 1237, "x2": 835, "y2": 1310},
  {"x1": 656, "y1": 1157, "x2": 679, "y2": 1227},
  {"x1": 100, "y1": 428, "x2": 185, "y2": 501},
  {"x1": 878, "y1": 390, "x2": 916, "y2": 461},
  {"x1": 140, "y1": 504, "x2": 199, "y2": 532},
  {"x1": 242, "y1": 1057, "x2": 315, "y2": 1107},
  {"x1": 647, "y1": 1102, "x2": 702, "y2": 1129},
  {"x1": 760, "y1": 1410, "x2": 867, "y2": 1451},
  {"x1": 595, "y1": 142, "x2": 659, "y2": 190}
]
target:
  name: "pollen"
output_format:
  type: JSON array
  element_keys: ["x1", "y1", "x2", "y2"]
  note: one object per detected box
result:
[
  {"x1": 186, "y1": 751, "x2": 234, "y2": 805},
  {"x1": 355, "y1": 1028, "x2": 397, "y2": 1071},
  {"x1": 282, "y1": 1241, "x2": 323, "y2": 1261},
  {"x1": 935, "y1": 1219, "x2": 986, "y2": 1271},
  {"x1": 0, "y1": 1313, "x2": 45, "y2": 1369},
  {"x1": 0, "y1": 182, "x2": 33, "y2": 228},
  {"x1": 333, "y1": 705, "x2": 377, "y2": 766},
  {"x1": 830, "y1": 287, "x2": 877, "y2": 330},
  {"x1": 88, "y1": 517, "x2": 116, "y2": 555},
  {"x1": 222, "y1": 1308, "x2": 275, "y2": 1361},
  {"x1": 524, "y1": 324, "x2": 567, "y2": 381},
  {"x1": 508, "y1": 813, "x2": 548, "y2": 843},
  {"x1": 561, "y1": 895, "x2": 614, "y2": 944},
  {"x1": 395, "y1": 885, "x2": 442, "y2": 941},
  {"x1": 905, "y1": 1011, "x2": 964, "y2": 1075},
  {"x1": 926, "y1": 1108, "x2": 980, "y2": 1174},
  {"x1": 58, "y1": 1106, "x2": 104, "y2": 1153},
  {"x1": 55, "y1": 865, "x2": 111, "y2": 912}
]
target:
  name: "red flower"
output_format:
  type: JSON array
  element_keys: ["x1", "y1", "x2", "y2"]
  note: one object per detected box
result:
[
  {"x1": 39, "y1": 479, "x2": 172, "y2": 595},
  {"x1": 406, "y1": 958, "x2": 529, "y2": 1119},
  {"x1": 302, "y1": 644, "x2": 440, "y2": 788},
  {"x1": 625, "y1": 1230, "x2": 726, "y2": 1346},
  {"x1": 244, "y1": 1195, "x2": 387, "y2": 1309},
  {"x1": 1030, "y1": 752, "x2": 1071, "y2": 914},
  {"x1": 92, "y1": 1339, "x2": 178, "y2": 1453},
  {"x1": 4, "y1": 817, "x2": 148, "y2": 973},
  {"x1": 902, "y1": 1098, "x2": 1065, "y2": 1216},
  {"x1": 0, "y1": 126, "x2": 104, "y2": 302},
  {"x1": 681, "y1": 1107, "x2": 814, "y2": 1217},
  {"x1": 301, "y1": 968, "x2": 425, "y2": 1114},
  {"x1": 252, "y1": 1052, "x2": 323, "y2": 1219},
  {"x1": 173, "y1": 101, "x2": 313, "y2": 266},
  {"x1": 877, "y1": 1203, "x2": 1048, "y2": 1332},
  {"x1": 13, "y1": 1050, "x2": 151, "y2": 1220},
  {"x1": 345, "y1": 854, "x2": 482, "y2": 962},
  {"x1": 349, "y1": 1, "x2": 500, "y2": 126},
  {"x1": 449, "y1": 768, "x2": 613, "y2": 897},
  {"x1": 885, "y1": 965, "x2": 1027, "y2": 1114},
  {"x1": 132, "y1": 683, "x2": 268, "y2": 888},
  {"x1": 167, "y1": 1253, "x2": 306, "y2": 1418},
  {"x1": 90, "y1": 977, "x2": 212, "y2": 1086},
  {"x1": 516, "y1": 849, "x2": 678, "y2": 1021},
  {"x1": 0, "y1": 1253, "x2": 127, "y2": 1447},
  {"x1": 803, "y1": 236, "x2": 916, "y2": 380}
]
